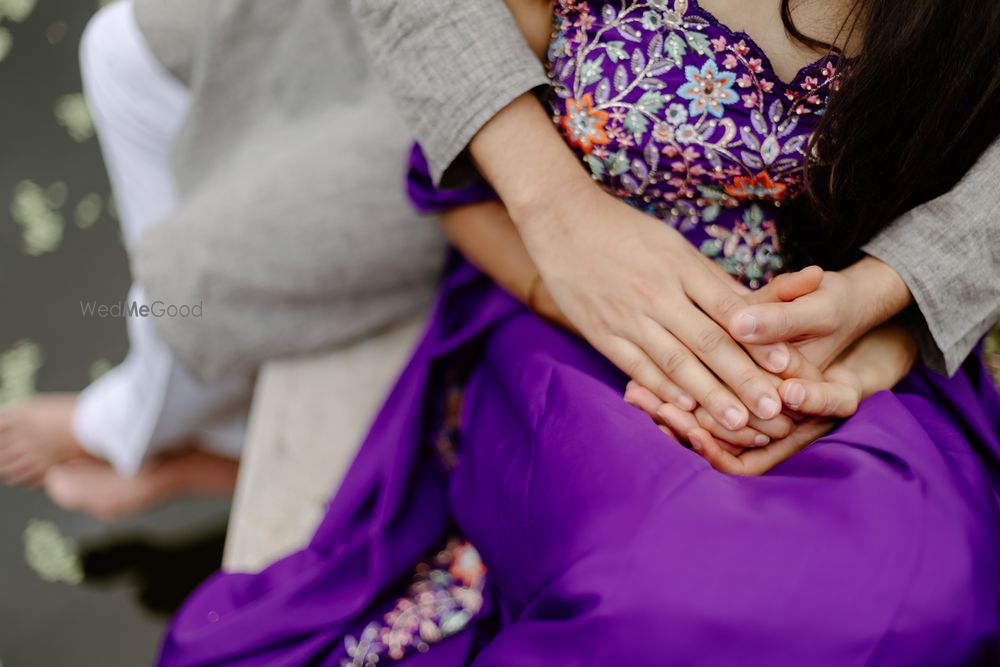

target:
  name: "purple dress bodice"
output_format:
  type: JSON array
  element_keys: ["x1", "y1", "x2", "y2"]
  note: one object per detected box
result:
[{"x1": 547, "y1": 0, "x2": 838, "y2": 287}]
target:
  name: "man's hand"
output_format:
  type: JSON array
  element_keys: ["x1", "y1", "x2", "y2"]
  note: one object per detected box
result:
[
  {"x1": 471, "y1": 94, "x2": 805, "y2": 431},
  {"x1": 729, "y1": 257, "x2": 913, "y2": 370}
]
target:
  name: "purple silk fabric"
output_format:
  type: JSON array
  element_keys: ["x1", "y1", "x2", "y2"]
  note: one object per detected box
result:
[
  {"x1": 159, "y1": 0, "x2": 1000, "y2": 662},
  {"x1": 158, "y1": 253, "x2": 1000, "y2": 665},
  {"x1": 406, "y1": 145, "x2": 496, "y2": 212}
]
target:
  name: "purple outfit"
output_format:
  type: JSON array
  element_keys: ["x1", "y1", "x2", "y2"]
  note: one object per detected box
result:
[{"x1": 159, "y1": 1, "x2": 1000, "y2": 665}]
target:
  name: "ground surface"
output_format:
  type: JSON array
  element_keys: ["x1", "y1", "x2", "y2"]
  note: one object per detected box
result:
[{"x1": 1, "y1": 2, "x2": 228, "y2": 665}]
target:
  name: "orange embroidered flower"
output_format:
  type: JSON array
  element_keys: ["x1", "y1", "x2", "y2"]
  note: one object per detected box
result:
[
  {"x1": 448, "y1": 541, "x2": 487, "y2": 588},
  {"x1": 725, "y1": 171, "x2": 788, "y2": 201},
  {"x1": 560, "y1": 94, "x2": 611, "y2": 154}
]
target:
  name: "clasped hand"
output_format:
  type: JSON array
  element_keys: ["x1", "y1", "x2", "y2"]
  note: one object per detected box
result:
[{"x1": 519, "y1": 189, "x2": 915, "y2": 475}]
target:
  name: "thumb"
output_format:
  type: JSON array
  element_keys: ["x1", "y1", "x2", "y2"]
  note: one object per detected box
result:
[
  {"x1": 745, "y1": 265, "x2": 824, "y2": 305},
  {"x1": 780, "y1": 376, "x2": 861, "y2": 419}
]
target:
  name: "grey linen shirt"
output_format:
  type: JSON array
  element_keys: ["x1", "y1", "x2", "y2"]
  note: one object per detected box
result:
[
  {"x1": 132, "y1": 0, "x2": 445, "y2": 382},
  {"x1": 352, "y1": 0, "x2": 1000, "y2": 376}
]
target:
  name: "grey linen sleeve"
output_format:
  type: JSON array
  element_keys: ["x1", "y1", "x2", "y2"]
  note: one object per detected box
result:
[
  {"x1": 350, "y1": 0, "x2": 549, "y2": 185},
  {"x1": 862, "y1": 139, "x2": 1000, "y2": 376}
]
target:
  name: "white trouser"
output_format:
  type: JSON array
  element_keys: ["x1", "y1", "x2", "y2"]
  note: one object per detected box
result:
[{"x1": 74, "y1": 0, "x2": 251, "y2": 477}]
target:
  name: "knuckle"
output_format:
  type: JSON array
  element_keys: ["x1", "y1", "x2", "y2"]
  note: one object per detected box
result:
[
  {"x1": 623, "y1": 356, "x2": 646, "y2": 379},
  {"x1": 777, "y1": 310, "x2": 794, "y2": 338},
  {"x1": 660, "y1": 347, "x2": 690, "y2": 377},
  {"x1": 734, "y1": 368, "x2": 762, "y2": 394},
  {"x1": 700, "y1": 385, "x2": 729, "y2": 411},
  {"x1": 694, "y1": 327, "x2": 727, "y2": 356},
  {"x1": 819, "y1": 391, "x2": 835, "y2": 415},
  {"x1": 715, "y1": 294, "x2": 744, "y2": 318}
]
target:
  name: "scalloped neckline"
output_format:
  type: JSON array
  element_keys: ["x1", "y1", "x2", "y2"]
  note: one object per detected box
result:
[{"x1": 685, "y1": 0, "x2": 837, "y2": 89}]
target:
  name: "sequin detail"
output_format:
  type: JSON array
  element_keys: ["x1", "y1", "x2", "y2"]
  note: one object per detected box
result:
[
  {"x1": 341, "y1": 540, "x2": 486, "y2": 665},
  {"x1": 548, "y1": 0, "x2": 839, "y2": 288}
]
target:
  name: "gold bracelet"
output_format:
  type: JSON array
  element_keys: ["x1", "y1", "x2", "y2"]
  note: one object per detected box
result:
[{"x1": 525, "y1": 271, "x2": 543, "y2": 312}]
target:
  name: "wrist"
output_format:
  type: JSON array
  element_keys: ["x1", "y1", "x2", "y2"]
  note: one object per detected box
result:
[
  {"x1": 508, "y1": 169, "x2": 600, "y2": 237},
  {"x1": 841, "y1": 256, "x2": 913, "y2": 334}
]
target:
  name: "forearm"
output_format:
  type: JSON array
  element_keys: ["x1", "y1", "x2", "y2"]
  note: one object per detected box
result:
[
  {"x1": 440, "y1": 202, "x2": 567, "y2": 326},
  {"x1": 861, "y1": 137, "x2": 1000, "y2": 375},
  {"x1": 469, "y1": 93, "x2": 599, "y2": 241}
]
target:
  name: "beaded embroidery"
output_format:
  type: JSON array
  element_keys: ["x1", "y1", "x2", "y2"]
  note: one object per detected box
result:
[
  {"x1": 548, "y1": 0, "x2": 839, "y2": 287},
  {"x1": 341, "y1": 540, "x2": 487, "y2": 666}
]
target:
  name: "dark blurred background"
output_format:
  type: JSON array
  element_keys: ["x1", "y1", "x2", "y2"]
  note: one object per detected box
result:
[
  {"x1": 1, "y1": 2, "x2": 228, "y2": 665},
  {"x1": 1, "y1": 1, "x2": 998, "y2": 666}
]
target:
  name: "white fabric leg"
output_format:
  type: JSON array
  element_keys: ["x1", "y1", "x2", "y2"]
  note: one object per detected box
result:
[{"x1": 74, "y1": 0, "x2": 250, "y2": 476}]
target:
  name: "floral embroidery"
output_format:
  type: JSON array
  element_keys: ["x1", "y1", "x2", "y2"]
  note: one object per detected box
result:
[
  {"x1": 725, "y1": 171, "x2": 787, "y2": 201},
  {"x1": 562, "y1": 93, "x2": 611, "y2": 153},
  {"x1": 700, "y1": 203, "x2": 784, "y2": 288},
  {"x1": 341, "y1": 540, "x2": 487, "y2": 666},
  {"x1": 677, "y1": 60, "x2": 739, "y2": 118},
  {"x1": 548, "y1": 0, "x2": 838, "y2": 287}
]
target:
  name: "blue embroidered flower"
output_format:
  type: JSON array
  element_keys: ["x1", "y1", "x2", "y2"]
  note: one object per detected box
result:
[
  {"x1": 677, "y1": 60, "x2": 739, "y2": 118},
  {"x1": 641, "y1": 10, "x2": 663, "y2": 31}
]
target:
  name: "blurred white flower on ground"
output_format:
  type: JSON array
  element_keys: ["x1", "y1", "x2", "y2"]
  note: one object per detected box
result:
[
  {"x1": 0, "y1": 0, "x2": 37, "y2": 23},
  {"x1": 23, "y1": 519, "x2": 84, "y2": 586},
  {"x1": 54, "y1": 93, "x2": 95, "y2": 142},
  {"x1": 75, "y1": 193, "x2": 103, "y2": 229},
  {"x1": 11, "y1": 180, "x2": 65, "y2": 255},
  {"x1": 0, "y1": 339, "x2": 43, "y2": 407}
]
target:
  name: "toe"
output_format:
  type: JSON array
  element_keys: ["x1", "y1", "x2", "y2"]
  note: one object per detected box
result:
[
  {"x1": 3, "y1": 458, "x2": 44, "y2": 487},
  {"x1": 0, "y1": 451, "x2": 27, "y2": 480}
]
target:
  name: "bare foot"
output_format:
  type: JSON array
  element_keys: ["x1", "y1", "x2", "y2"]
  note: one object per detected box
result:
[
  {"x1": 44, "y1": 449, "x2": 238, "y2": 521},
  {"x1": 0, "y1": 394, "x2": 87, "y2": 487}
]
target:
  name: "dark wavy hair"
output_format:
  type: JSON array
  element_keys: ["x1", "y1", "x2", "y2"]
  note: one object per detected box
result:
[{"x1": 779, "y1": 0, "x2": 1000, "y2": 269}]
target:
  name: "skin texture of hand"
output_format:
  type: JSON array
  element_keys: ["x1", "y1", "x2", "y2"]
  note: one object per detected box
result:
[
  {"x1": 628, "y1": 263, "x2": 912, "y2": 446},
  {"x1": 630, "y1": 321, "x2": 919, "y2": 475},
  {"x1": 469, "y1": 95, "x2": 810, "y2": 431},
  {"x1": 730, "y1": 257, "x2": 913, "y2": 370}
]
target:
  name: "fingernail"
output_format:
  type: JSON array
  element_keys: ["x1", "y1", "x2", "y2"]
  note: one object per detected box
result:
[
  {"x1": 785, "y1": 382, "x2": 806, "y2": 408},
  {"x1": 765, "y1": 346, "x2": 790, "y2": 373},
  {"x1": 722, "y1": 407, "x2": 744, "y2": 430},
  {"x1": 754, "y1": 434, "x2": 770, "y2": 446},
  {"x1": 687, "y1": 431, "x2": 702, "y2": 451},
  {"x1": 676, "y1": 394, "x2": 696, "y2": 411},
  {"x1": 757, "y1": 396, "x2": 780, "y2": 419},
  {"x1": 734, "y1": 313, "x2": 757, "y2": 339}
]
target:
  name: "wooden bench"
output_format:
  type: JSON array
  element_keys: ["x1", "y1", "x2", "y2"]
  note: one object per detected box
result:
[{"x1": 222, "y1": 316, "x2": 425, "y2": 572}]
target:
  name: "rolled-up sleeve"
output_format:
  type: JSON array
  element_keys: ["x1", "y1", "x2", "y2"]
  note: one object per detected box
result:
[
  {"x1": 351, "y1": 0, "x2": 548, "y2": 185},
  {"x1": 862, "y1": 139, "x2": 1000, "y2": 376}
]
